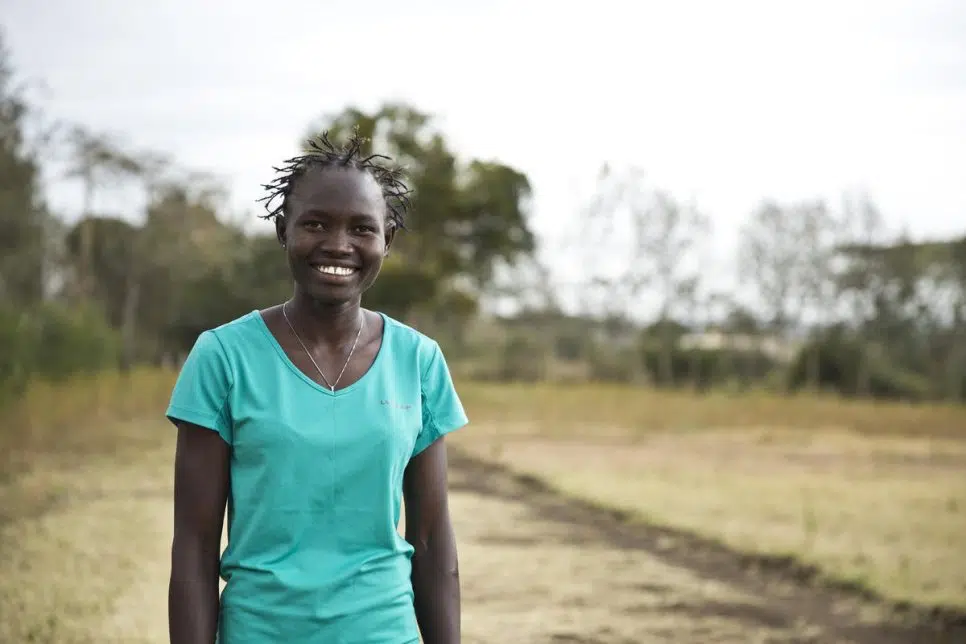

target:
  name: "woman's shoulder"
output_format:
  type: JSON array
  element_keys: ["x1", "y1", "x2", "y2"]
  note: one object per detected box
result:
[{"x1": 191, "y1": 310, "x2": 267, "y2": 355}]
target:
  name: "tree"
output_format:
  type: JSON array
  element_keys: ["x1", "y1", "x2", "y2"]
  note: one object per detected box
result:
[
  {"x1": 576, "y1": 165, "x2": 710, "y2": 384},
  {"x1": 0, "y1": 31, "x2": 50, "y2": 306},
  {"x1": 835, "y1": 194, "x2": 888, "y2": 396},
  {"x1": 137, "y1": 182, "x2": 240, "y2": 359},
  {"x1": 302, "y1": 103, "x2": 536, "y2": 321},
  {"x1": 945, "y1": 238, "x2": 966, "y2": 401},
  {"x1": 795, "y1": 200, "x2": 837, "y2": 389},
  {"x1": 63, "y1": 126, "x2": 144, "y2": 301},
  {"x1": 737, "y1": 200, "x2": 800, "y2": 335},
  {"x1": 636, "y1": 191, "x2": 710, "y2": 385},
  {"x1": 573, "y1": 164, "x2": 630, "y2": 323}
]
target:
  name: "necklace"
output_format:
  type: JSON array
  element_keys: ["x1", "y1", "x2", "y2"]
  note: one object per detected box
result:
[{"x1": 281, "y1": 301, "x2": 365, "y2": 392}]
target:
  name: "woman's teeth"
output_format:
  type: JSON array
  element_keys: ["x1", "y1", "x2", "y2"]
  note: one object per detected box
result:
[{"x1": 316, "y1": 265, "x2": 355, "y2": 276}]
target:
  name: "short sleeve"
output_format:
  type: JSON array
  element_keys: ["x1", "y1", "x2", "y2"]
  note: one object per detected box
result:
[
  {"x1": 411, "y1": 342, "x2": 468, "y2": 458},
  {"x1": 165, "y1": 330, "x2": 234, "y2": 445}
]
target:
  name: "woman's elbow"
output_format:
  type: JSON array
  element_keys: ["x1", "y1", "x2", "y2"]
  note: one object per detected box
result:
[{"x1": 170, "y1": 527, "x2": 221, "y2": 580}]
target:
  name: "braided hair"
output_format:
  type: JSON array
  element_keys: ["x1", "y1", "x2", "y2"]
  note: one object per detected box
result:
[{"x1": 257, "y1": 130, "x2": 412, "y2": 231}]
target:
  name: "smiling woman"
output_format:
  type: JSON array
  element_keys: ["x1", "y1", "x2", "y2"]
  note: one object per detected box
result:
[{"x1": 165, "y1": 131, "x2": 468, "y2": 644}]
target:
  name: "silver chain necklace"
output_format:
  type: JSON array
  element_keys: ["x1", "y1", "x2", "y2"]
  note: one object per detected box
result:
[{"x1": 281, "y1": 301, "x2": 365, "y2": 392}]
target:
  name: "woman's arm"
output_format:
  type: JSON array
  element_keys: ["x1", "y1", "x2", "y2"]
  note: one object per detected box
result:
[
  {"x1": 403, "y1": 437, "x2": 460, "y2": 644},
  {"x1": 169, "y1": 421, "x2": 230, "y2": 644}
]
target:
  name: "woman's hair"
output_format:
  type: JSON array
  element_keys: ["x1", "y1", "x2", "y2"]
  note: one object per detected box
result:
[{"x1": 258, "y1": 130, "x2": 413, "y2": 231}]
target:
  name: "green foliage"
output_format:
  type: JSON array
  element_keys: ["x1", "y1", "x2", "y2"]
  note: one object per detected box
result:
[
  {"x1": 29, "y1": 303, "x2": 120, "y2": 381},
  {"x1": 0, "y1": 30, "x2": 965, "y2": 406},
  {"x1": 0, "y1": 33, "x2": 49, "y2": 306},
  {"x1": 0, "y1": 308, "x2": 34, "y2": 399},
  {"x1": 362, "y1": 254, "x2": 438, "y2": 321},
  {"x1": 306, "y1": 103, "x2": 535, "y2": 307},
  {"x1": 0, "y1": 304, "x2": 120, "y2": 405},
  {"x1": 785, "y1": 329, "x2": 933, "y2": 402},
  {"x1": 64, "y1": 216, "x2": 140, "y2": 326},
  {"x1": 638, "y1": 346, "x2": 773, "y2": 390}
]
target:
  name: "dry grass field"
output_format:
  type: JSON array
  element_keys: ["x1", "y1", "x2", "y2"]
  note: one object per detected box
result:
[
  {"x1": 1, "y1": 372, "x2": 964, "y2": 642},
  {"x1": 454, "y1": 383, "x2": 966, "y2": 613}
]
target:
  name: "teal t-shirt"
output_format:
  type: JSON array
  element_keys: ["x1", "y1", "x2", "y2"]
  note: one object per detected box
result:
[{"x1": 165, "y1": 310, "x2": 469, "y2": 643}]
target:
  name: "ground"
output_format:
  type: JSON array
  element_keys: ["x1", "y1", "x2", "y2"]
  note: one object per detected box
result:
[{"x1": 0, "y1": 423, "x2": 962, "y2": 643}]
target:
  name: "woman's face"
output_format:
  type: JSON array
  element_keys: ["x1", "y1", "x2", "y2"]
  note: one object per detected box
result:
[{"x1": 277, "y1": 166, "x2": 394, "y2": 307}]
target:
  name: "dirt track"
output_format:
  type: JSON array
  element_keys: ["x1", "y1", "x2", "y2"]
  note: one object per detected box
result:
[
  {"x1": 2, "y1": 441, "x2": 963, "y2": 643},
  {"x1": 448, "y1": 450, "x2": 965, "y2": 644}
]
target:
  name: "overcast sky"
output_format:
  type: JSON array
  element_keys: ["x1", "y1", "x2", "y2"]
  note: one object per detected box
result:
[{"x1": 3, "y1": 0, "x2": 965, "y2": 301}]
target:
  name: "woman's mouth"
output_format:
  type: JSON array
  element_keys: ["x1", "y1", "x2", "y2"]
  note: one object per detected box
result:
[
  {"x1": 311, "y1": 264, "x2": 359, "y2": 280},
  {"x1": 316, "y1": 265, "x2": 356, "y2": 276}
]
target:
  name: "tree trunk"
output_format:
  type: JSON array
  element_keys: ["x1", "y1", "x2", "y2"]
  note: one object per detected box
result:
[
  {"x1": 946, "y1": 305, "x2": 966, "y2": 402},
  {"x1": 119, "y1": 270, "x2": 140, "y2": 371},
  {"x1": 660, "y1": 329, "x2": 673, "y2": 387},
  {"x1": 79, "y1": 178, "x2": 95, "y2": 300},
  {"x1": 855, "y1": 342, "x2": 871, "y2": 397},
  {"x1": 806, "y1": 344, "x2": 821, "y2": 391}
]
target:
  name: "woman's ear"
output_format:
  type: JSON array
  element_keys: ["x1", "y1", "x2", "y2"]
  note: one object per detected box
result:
[
  {"x1": 384, "y1": 224, "x2": 396, "y2": 257},
  {"x1": 275, "y1": 215, "x2": 287, "y2": 248}
]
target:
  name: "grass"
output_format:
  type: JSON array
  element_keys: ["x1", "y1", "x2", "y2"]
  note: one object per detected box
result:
[
  {"x1": 0, "y1": 426, "x2": 173, "y2": 643},
  {"x1": 450, "y1": 383, "x2": 966, "y2": 614},
  {"x1": 0, "y1": 370, "x2": 180, "y2": 642},
  {"x1": 1, "y1": 370, "x2": 965, "y2": 638},
  {"x1": 1, "y1": 367, "x2": 176, "y2": 471},
  {"x1": 456, "y1": 381, "x2": 966, "y2": 437},
  {"x1": 456, "y1": 429, "x2": 966, "y2": 613}
]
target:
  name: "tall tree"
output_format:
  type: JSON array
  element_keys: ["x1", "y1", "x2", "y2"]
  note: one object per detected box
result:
[
  {"x1": 574, "y1": 164, "x2": 631, "y2": 322},
  {"x1": 737, "y1": 200, "x2": 800, "y2": 335},
  {"x1": 302, "y1": 103, "x2": 536, "y2": 321},
  {"x1": 138, "y1": 182, "x2": 238, "y2": 358},
  {"x1": 635, "y1": 190, "x2": 710, "y2": 384},
  {"x1": 577, "y1": 165, "x2": 709, "y2": 383},
  {"x1": 835, "y1": 194, "x2": 888, "y2": 396},
  {"x1": 795, "y1": 200, "x2": 837, "y2": 389},
  {"x1": 63, "y1": 126, "x2": 143, "y2": 300},
  {"x1": 945, "y1": 238, "x2": 966, "y2": 401},
  {"x1": 0, "y1": 31, "x2": 49, "y2": 306}
]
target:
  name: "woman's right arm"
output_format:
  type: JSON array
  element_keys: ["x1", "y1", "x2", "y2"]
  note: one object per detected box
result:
[{"x1": 169, "y1": 421, "x2": 230, "y2": 644}]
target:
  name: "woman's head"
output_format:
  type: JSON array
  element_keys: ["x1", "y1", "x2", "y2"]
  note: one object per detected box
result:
[{"x1": 258, "y1": 131, "x2": 412, "y2": 306}]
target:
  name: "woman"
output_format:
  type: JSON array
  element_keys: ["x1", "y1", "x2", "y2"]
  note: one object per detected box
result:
[{"x1": 166, "y1": 132, "x2": 467, "y2": 643}]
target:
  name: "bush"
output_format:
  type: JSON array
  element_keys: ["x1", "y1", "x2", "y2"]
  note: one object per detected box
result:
[
  {"x1": 786, "y1": 331, "x2": 932, "y2": 402},
  {"x1": 0, "y1": 303, "x2": 120, "y2": 405}
]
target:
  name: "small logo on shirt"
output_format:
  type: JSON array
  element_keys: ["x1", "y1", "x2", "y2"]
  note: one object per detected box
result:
[{"x1": 381, "y1": 399, "x2": 413, "y2": 410}]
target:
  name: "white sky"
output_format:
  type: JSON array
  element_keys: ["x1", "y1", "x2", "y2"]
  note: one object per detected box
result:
[{"x1": 3, "y1": 0, "x2": 965, "y2": 308}]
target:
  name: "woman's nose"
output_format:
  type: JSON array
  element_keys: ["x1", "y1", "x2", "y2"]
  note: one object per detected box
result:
[{"x1": 320, "y1": 229, "x2": 352, "y2": 253}]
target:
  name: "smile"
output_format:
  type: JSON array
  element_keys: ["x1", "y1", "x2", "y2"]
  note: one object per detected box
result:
[{"x1": 314, "y1": 265, "x2": 358, "y2": 277}]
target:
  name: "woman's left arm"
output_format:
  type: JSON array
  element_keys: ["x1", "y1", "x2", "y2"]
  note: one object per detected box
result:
[{"x1": 404, "y1": 436, "x2": 460, "y2": 644}]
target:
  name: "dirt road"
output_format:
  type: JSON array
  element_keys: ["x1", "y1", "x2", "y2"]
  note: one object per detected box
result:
[{"x1": 1, "y1": 437, "x2": 961, "y2": 643}]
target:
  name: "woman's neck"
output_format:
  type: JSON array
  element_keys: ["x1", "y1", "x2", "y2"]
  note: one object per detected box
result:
[{"x1": 286, "y1": 292, "x2": 364, "y2": 347}]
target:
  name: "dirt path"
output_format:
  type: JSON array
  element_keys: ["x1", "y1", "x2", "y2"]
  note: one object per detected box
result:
[
  {"x1": 2, "y1": 438, "x2": 962, "y2": 643},
  {"x1": 449, "y1": 450, "x2": 965, "y2": 644}
]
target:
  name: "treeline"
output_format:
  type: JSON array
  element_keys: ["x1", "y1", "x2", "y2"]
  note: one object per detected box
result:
[
  {"x1": 481, "y1": 166, "x2": 966, "y2": 404},
  {"x1": 0, "y1": 33, "x2": 533, "y2": 405},
  {"x1": 1, "y1": 32, "x2": 963, "y2": 406}
]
